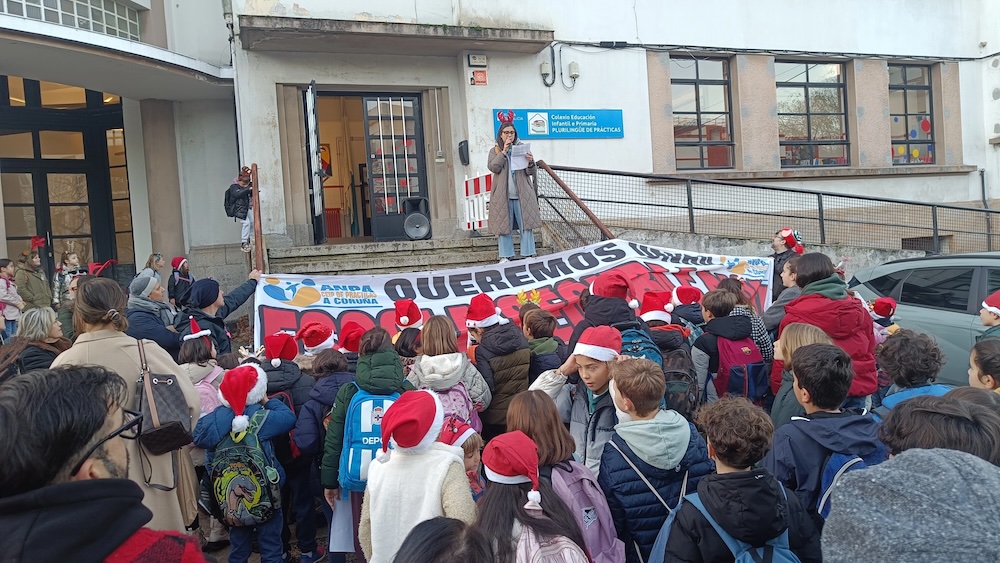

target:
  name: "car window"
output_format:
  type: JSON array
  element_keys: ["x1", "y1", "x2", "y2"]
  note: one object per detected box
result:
[
  {"x1": 988, "y1": 269, "x2": 1000, "y2": 297},
  {"x1": 899, "y1": 267, "x2": 975, "y2": 312},
  {"x1": 866, "y1": 270, "x2": 910, "y2": 297}
]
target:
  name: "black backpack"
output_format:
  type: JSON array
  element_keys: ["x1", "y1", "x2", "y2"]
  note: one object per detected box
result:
[
  {"x1": 223, "y1": 185, "x2": 238, "y2": 218},
  {"x1": 661, "y1": 348, "x2": 699, "y2": 421}
]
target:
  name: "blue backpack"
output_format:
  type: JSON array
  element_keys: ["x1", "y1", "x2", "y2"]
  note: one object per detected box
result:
[
  {"x1": 612, "y1": 321, "x2": 663, "y2": 366},
  {"x1": 338, "y1": 383, "x2": 400, "y2": 492},
  {"x1": 649, "y1": 489, "x2": 801, "y2": 563},
  {"x1": 816, "y1": 443, "x2": 888, "y2": 519}
]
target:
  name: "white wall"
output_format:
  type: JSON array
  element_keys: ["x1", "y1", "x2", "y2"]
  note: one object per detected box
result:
[
  {"x1": 123, "y1": 98, "x2": 152, "y2": 264},
  {"x1": 164, "y1": 0, "x2": 231, "y2": 66}
]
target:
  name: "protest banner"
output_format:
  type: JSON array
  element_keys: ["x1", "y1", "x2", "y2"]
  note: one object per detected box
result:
[{"x1": 253, "y1": 239, "x2": 774, "y2": 348}]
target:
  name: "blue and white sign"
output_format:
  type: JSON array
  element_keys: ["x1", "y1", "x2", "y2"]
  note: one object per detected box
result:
[{"x1": 493, "y1": 109, "x2": 624, "y2": 139}]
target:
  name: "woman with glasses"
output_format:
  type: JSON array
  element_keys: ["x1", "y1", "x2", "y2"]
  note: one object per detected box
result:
[
  {"x1": 488, "y1": 120, "x2": 543, "y2": 264},
  {"x1": 0, "y1": 307, "x2": 72, "y2": 383},
  {"x1": 50, "y1": 277, "x2": 202, "y2": 534},
  {"x1": 138, "y1": 253, "x2": 166, "y2": 283}
]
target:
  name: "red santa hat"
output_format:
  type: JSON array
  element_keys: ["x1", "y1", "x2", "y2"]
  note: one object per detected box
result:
[
  {"x1": 573, "y1": 326, "x2": 622, "y2": 362},
  {"x1": 218, "y1": 364, "x2": 268, "y2": 433},
  {"x1": 295, "y1": 321, "x2": 337, "y2": 356},
  {"x1": 872, "y1": 297, "x2": 897, "y2": 319},
  {"x1": 591, "y1": 271, "x2": 639, "y2": 309},
  {"x1": 666, "y1": 286, "x2": 703, "y2": 312},
  {"x1": 639, "y1": 291, "x2": 673, "y2": 324},
  {"x1": 778, "y1": 227, "x2": 804, "y2": 254},
  {"x1": 984, "y1": 290, "x2": 1000, "y2": 318},
  {"x1": 381, "y1": 390, "x2": 445, "y2": 456},
  {"x1": 482, "y1": 430, "x2": 542, "y2": 510},
  {"x1": 466, "y1": 293, "x2": 508, "y2": 329},
  {"x1": 438, "y1": 415, "x2": 477, "y2": 449},
  {"x1": 181, "y1": 316, "x2": 212, "y2": 343},
  {"x1": 394, "y1": 299, "x2": 423, "y2": 331},
  {"x1": 264, "y1": 331, "x2": 298, "y2": 368},
  {"x1": 170, "y1": 256, "x2": 188, "y2": 270},
  {"x1": 338, "y1": 321, "x2": 365, "y2": 354}
]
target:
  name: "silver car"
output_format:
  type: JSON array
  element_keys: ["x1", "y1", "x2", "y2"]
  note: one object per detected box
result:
[{"x1": 849, "y1": 253, "x2": 1000, "y2": 387}]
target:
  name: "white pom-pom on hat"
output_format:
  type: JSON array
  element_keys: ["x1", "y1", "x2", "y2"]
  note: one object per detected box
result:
[
  {"x1": 525, "y1": 489, "x2": 542, "y2": 510},
  {"x1": 232, "y1": 414, "x2": 250, "y2": 433},
  {"x1": 400, "y1": 315, "x2": 409, "y2": 325},
  {"x1": 271, "y1": 358, "x2": 281, "y2": 368},
  {"x1": 628, "y1": 298, "x2": 640, "y2": 309}
]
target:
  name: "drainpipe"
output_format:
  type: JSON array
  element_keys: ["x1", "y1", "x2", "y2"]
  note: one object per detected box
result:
[{"x1": 982, "y1": 168, "x2": 993, "y2": 251}]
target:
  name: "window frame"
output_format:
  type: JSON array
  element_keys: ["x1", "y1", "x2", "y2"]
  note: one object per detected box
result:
[
  {"x1": 669, "y1": 57, "x2": 735, "y2": 170},
  {"x1": 889, "y1": 64, "x2": 935, "y2": 166},
  {"x1": 897, "y1": 266, "x2": 976, "y2": 314},
  {"x1": 775, "y1": 60, "x2": 850, "y2": 168}
]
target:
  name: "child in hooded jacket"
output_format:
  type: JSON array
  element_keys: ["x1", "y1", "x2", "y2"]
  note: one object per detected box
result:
[{"x1": 522, "y1": 309, "x2": 569, "y2": 383}]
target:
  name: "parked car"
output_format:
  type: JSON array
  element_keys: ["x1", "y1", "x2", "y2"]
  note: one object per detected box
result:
[{"x1": 849, "y1": 253, "x2": 1000, "y2": 387}]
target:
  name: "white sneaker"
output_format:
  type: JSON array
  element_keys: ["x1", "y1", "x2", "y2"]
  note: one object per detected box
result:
[{"x1": 499, "y1": 258, "x2": 510, "y2": 264}]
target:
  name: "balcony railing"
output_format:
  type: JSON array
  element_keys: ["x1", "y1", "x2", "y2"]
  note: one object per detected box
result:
[{"x1": 1, "y1": 0, "x2": 140, "y2": 41}]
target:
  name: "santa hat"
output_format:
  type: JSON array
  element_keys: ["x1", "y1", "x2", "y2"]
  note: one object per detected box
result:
[
  {"x1": 666, "y1": 286, "x2": 703, "y2": 312},
  {"x1": 218, "y1": 364, "x2": 268, "y2": 433},
  {"x1": 591, "y1": 271, "x2": 639, "y2": 309},
  {"x1": 264, "y1": 332, "x2": 298, "y2": 368},
  {"x1": 295, "y1": 321, "x2": 337, "y2": 356},
  {"x1": 573, "y1": 326, "x2": 621, "y2": 362},
  {"x1": 181, "y1": 316, "x2": 212, "y2": 342},
  {"x1": 395, "y1": 299, "x2": 423, "y2": 331},
  {"x1": 381, "y1": 390, "x2": 445, "y2": 457},
  {"x1": 482, "y1": 430, "x2": 542, "y2": 510},
  {"x1": 778, "y1": 227, "x2": 804, "y2": 254},
  {"x1": 872, "y1": 297, "x2": 897, "y2": 319},
  {"x1": 438, "y1": 415, "x2": 477, "y2": 449},
  {"x1": 338, "y1": 321, "x2": 365, "y2": 354},
  {"x1": 171, "y1": 256, "x2": 188, "y2": 270},
  {"x1": 984, "y1": 290, "x2": 1000, "y2": 317},
  {"x1": 466, "y1": 293, "x2": 509, "y2": 329},
  {"x1": 639, "y1": 291, "x2": 673, "y2": 324}
]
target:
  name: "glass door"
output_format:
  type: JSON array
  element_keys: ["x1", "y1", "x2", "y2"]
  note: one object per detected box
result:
[
  {"x1": 304, "y1": 81, "x2": 326, "y2": 244},
  {"x1": 362, "y1": 95, "x2": 429, "y2": 241}
]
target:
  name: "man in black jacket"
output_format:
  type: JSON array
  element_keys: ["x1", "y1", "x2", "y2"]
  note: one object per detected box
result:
[
  {"x1": 225, "y1": 169, "x2": 254, "y2": 252},
  {"x1": 769, "y1": 228, "x2": 803, "y2": 302},
  {"x1": 175, "y1": 269, "x2": 261, "y2": 355}
]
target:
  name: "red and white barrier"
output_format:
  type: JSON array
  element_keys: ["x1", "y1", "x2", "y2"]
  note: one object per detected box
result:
[{"x1": 463, "y1": 173, "x2": 492, "y2": 231}]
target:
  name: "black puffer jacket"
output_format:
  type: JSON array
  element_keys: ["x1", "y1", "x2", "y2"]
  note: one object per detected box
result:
[
  {"x1": 568, "y1": 296, "x2": 653, "y2": 352},
  {"x1": 661, "y1": 469, "x2": 822, "y2": 563},
  {"x1": 474, "y1": 322, "x2": 530, "y2": 427},
  {"x1": 263, "y1": 359, "x2": 315, "y2": 411},
  {"x1": 226, "y1": 183, "x2": 252, "y2": 220},
  {"x1": 174, "y1": 279, "x2": 257, "y2": 354}
]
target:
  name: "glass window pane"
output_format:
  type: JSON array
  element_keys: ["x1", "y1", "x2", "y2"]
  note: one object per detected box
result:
[
  {"x1": 673, "y1": 115, "x2": 700, "y2": 142},
  {"x1": 50, "y1": 205, "x2": 90, "y2": 237},
  {"x1": 698, "y1": 60, "x2": 726, "y2": 80},
  {"x1": 39, "y1": 81, "x2": 87, "y2": 109},
  {"x1": 1, "y1": 173, "x2": 34, "y2": 204},
  {"x1": 0, "y1": 131, "x2": 34, "y2": 158},
  {"x1": 7, "y1": 76, "x2": 25, "y2": 106},
  {"x1": 668, "y1": 57, "x2": 698, "y2": 80},
  {"x1": 44, "y1": 8, "x2": 58, "y2": 22},
  {"x1": 907, "y1": 116, "x2": 933, "y2": 141},
  {"x1": 104, "y1": 93, "x2": 120, "y2": 105},
  {"x1": 906, "y1": 143, "x2": 934, "y2": 164},
  {"x1": 776, "y1": 87, "x2": 806, "y2": 113},
  {"x1": 704, "y1": 145, "x2": 733, "y2": 168},
  {"x1": 52, "y1": 237, "x2": 91, "y2": 264},
  {"x1": 4, "y1": 207, "x2": 37, "y2": 237},
  {"x1": 107, "y1": 128, "x2": 125, "y2": 166},
  {"x1": 889, "y1": 90, "x2": 905, "y2": 114},
  {"x1": 115, "y1": 232, "x2": 134, "y2": 264},
  {"x1": 900, "y1": 268, "x2": 972, "y2": 311},
  {"x1": 7, "y1": 1, "x2": 23, "y2": 15},
  {"x1": 907, "y1": 90, "x2": 931, "y2": 114},
  {"x1": 61, "y1": 0, "x2": 74, "y2": 12},
  {"x1": 26, "y1": 4, "x2": 41, "y2": 18},
  {"x1": 113, "y1": 199, "x2": 132, "y2": 231},
  {"x1": 39, "y1": 131, "x2": 84, "y2": 159},
  {"x1": 808, "y1": 87, "x2": 843, "y2": 113},
  {"x1": 701, "y1": 114, "x2": 730, "y2": 141},
  {"x1": 781, "y1": 144, "x2": 813, "y2": 166},
  {"x1": 699, "y1": 84, "x2": 728, "y2": 113},
  {"x1": 779, "y1": 115, "x2": 808, "y2": 141},
  {"x1": 808, "y1": 63, "x2": 842, "y2": 83},
  {"x1": 47, "y1": 173, "x2": 88, "y2": 204},
  {"x1": 671, "y1": 84, "x2": 697, "y2": 112},
  {"x1": 905, "y1": 66, "x2": 929, "y2": 86},
  {"x1": 110, "y1": 167, "x2": 129, "y2": 199},
  {"x1": 811, "y1": 115, "x2": 846, "y2": 141},
  {"x1": 890, "y1": 115, "x2": 907, "y2": 141},
  {"x1": 816, "y1": 144, "x2": 848, "y2": 164},
  {"x1": 775, "y1": 62, "x2": 807, "y2": 83},
  {"x1": 889, "y1": 65, "x2": 905, "y2": 85},
  {"x1": 675, "y1": 146, "x2": 702, "y2": 169}
]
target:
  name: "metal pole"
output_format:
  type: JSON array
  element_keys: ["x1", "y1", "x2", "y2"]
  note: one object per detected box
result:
[
  {"x1": 817, "y1": 194, "x2": 826, "y2": 245},
  {"x1": 686, "y1": 180, "x2": 695, "y2": 234},
  {"x1": 931, "y1": 205, "x2": 940, "y2": 254}
]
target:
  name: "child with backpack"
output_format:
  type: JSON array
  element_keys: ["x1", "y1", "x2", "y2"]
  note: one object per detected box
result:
[
  {"x1": 507, "y1": 390, "x2": 624, "y2": 563},
  {"x1": 568, "y1": 271, "x2": 652, "y2": 353},
  {"x1": 692, "y1": 290, "x2": 764, "y2": 404},
  {"x1": 293, "y1": 320, "x2": 339, "y2": 373},
  {"x1": 192, "y1": 364, "x2": 296, "y2": 563},
  {"x1": 761, "y1": 343, "x2": 887, "y2": 531},
  {"x1": 224, "y1": 168, "x2": 255, "y2": 253},
  {"x1": 871, "y1": 329, "x2": 951, "y2": 422},
  {"x1": 522, "y1": 309, "x2": 568, "y2": 383},
  {"x1": 717, "y1": 277, "x2": 774, "y2": 364},
  {"x1": 168, "y1": 256, "x2": 195, "y2": 308},
  {"x1": 359, "y1": 390, "x2": 477, "y2": 562},
  {"x1": 969, "y1": 337, "x2": 1000, "y2": 394},
  {"x1": 598, "y1": 357, "x2": 714, "y2": 563},
  {"x1": 638, "y1": 291, "x2": 691, "y2": 356},
  {"x1": 320, "y1": 327, "x2": 415, "y2": 562},
  {"x1": 439, "y1": 415, "x2": 487, "y2": 503},
  {"x1": 770, "y1": 323, "x2": 832, "y2": 429},
  {"x1": 666, "y1": 285, "x2": 704, "y2": 328},
  {"x1": 654, "y1": 397, "x2": 821, "y2": 563},
  {"x1": 409, "y1": 315, "x2": 492, "y2": 431},
  {"x1": 0, "y1": 258, "x2": 25, "y2": 341}
]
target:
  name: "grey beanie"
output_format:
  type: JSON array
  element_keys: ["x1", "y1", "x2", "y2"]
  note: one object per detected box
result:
[
  {"x1": 129, "y1": 274, "x2": 158, "y2": 299},
  {"x1": 822, "y1": 448, "x2": 1000, "y2": 562}
]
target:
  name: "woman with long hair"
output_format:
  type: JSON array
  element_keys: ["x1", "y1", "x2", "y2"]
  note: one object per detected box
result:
[
  {"x1": 0, "y1": 307, "x2": 71, "y2": 382},
  {"x1": 487, "y1": 119, "x2": 542, "y2": 263}
]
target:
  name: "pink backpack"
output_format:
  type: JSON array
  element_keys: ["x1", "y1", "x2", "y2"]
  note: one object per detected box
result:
[
  {"x1": 193, "y1": 366, "x2": 225, "y2": 416},
  {"x1": 540, "y1": 460, "x2": 624, "y2": 563},
  {"x1": 713, "y1": 336, "x2": 769, "y2": 404},
  {"x1": 434, "y1": 382, "x2": 482, "y2": 433}
]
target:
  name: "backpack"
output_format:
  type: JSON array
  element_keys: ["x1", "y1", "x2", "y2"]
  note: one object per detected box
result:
[
  {"x1": 661, "y1": 348, "x2": 699, "y2": 421},
  {"x1": 267, "y1": 390, "x2": 301, "y2": 466},
  {"x1": 676, "y1": 317, "x2": 704, "y2": 347},
  {"x1": 540, "y1": 461, "x2": 625, "y2": 563},
  {"x1": 712, "y1": 336, "x2": 768, "y2": 403},
  {"x1": 210, "y1": 410, "x2": 282, "y2": 527},
  {"x1": 433, "y1": 382, "x2": 482, "y2": 433},
  {"x1": 611, "y1": 321, "x2": 663, "y2": 366},
  {"x1": 338, "y1": 383, "x2": 400, "y2": 492},
  {"x1": 816, "y1": 443, "x2": 888, "y2": 520},
  {"x1": 648, "y1": 489, "x2": 801, "y2": 563},
  {"x1": 223, "y1": 185, "x2": 238, "y2": 218}
]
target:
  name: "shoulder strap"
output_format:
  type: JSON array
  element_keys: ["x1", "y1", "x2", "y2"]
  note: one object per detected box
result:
[
  {"x1": 137, "y1": 341, "x2": 161, "y2": 428},
  {"x1": 608, "y1": 438, "x2": 688, "y2": 512},
  {"x1": 686, "y1": 493, "x2": 754, "y2": 559}
]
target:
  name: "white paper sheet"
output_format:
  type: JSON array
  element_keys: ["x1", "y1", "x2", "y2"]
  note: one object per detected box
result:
[
  {"x1": 510, "y1": 143, "x2": 531, "y2": 170},
  {"x1": 328, "y1": 494, "x2": 355, "y2": 553}
]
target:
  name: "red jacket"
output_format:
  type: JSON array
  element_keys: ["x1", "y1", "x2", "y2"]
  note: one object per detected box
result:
[{"x1": 774, "y1": 293, "x2": 877, "y2": 397}]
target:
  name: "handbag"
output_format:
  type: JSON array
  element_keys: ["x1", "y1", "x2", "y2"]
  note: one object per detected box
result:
[{"x1": 136, "y1": 340, "x2": 193, "y2": 456}]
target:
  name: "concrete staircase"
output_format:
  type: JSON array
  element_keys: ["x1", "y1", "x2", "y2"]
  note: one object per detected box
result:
[{"x1": 266, "y1": 236, "x2": 551, "y2": 275}]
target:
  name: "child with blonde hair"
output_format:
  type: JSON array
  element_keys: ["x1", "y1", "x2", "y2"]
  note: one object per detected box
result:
[{"x1": 770, "y1": 323, "x2": 832, "y2": 428}]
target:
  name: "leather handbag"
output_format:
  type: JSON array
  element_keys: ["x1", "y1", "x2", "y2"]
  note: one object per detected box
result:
[{"x1": 136, "y1": 340, "x2": 193, "y2": 456}]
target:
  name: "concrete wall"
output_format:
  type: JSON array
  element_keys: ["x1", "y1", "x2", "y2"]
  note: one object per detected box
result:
[{"x1": 163, "y1": 0, "x2": 231, "y2": 66}]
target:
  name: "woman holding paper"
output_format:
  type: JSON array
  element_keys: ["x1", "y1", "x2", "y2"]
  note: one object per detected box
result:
[{"x1": 488, "y1": 115, "x2": 543, "y2": 263}]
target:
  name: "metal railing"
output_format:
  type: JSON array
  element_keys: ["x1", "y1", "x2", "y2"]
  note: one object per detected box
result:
[{"x1": 535, "y1": 163, "x2": 1000, "y2": 254}]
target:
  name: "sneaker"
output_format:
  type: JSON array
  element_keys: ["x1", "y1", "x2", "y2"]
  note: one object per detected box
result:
[
  {"x1": 498, "y1": 258, "x2": 510, "y2": 264},
  {"x1": 300, "y1": 546, "x2": 328, "y2": 563},
  {"x1": 240, "y1": 242, "x2": 251, "y2": 253},
  {"x1": 203, "y1": 540, "x2": 230, "y2": 553}
]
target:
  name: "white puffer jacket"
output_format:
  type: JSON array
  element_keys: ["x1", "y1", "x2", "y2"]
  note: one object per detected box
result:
[{"x1": 409, "y1": 352, "x2": 492, "y2": 409}]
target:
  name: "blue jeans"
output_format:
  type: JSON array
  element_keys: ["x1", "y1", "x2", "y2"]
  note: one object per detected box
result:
[
  {"x1": 498, "y1": 198, "x2": 536, "y2": 258},
  {"x1": 229, "y1": 508, "x2": 284, "y2": 563}
]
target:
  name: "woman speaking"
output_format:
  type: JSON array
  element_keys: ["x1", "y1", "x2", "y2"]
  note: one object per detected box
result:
[{"x1": 488, "y1": 113, "x2": 543, "y2": 263}]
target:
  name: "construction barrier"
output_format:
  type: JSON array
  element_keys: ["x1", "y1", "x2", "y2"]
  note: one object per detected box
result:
[{"x1": 463, "y1": 173, "x2": 492, "y2": 231}]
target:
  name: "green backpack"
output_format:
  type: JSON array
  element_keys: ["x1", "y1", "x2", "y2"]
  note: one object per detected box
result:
[{"x1": 210, "y1": 410, "x2": 282, "y2": 527}]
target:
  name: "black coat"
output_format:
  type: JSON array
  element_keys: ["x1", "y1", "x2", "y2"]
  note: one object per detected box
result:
[
  {"x1": 167, "y1": 270, "x2": 194, "y2": 308},
  {"x1": 263, "y1": 359, "x2": 315, "y2": 411},
  {"x1": 671, "y1": 303, "x2": 704, "y2": 326},
  {"x1": 770, "y1": 249, "x2": 797, "y2": 302},
  {"x1": 569, "y1": 295, "x2": 653, "y2": 356},
  {"x1": 661, "y1": 469, "x2": 822, "y2": 563},
  {"x1": 125, "y1": 308, "x2": 181, "y2": 360},
  {"x1": 18, "y1": 344, "x2": 59, "y2": 372},
  {"x1": 226, "y1": 183, "x2": 252, "y2": 220},
  {"x1": 175, "y1": 279, "x2": 257, "y2": 355}
]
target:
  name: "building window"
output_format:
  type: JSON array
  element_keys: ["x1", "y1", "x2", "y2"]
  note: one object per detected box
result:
[
  {"x1": 890, "y1": 65, "x2": 934, "y2": 165},
  {"x1": 0, "y1": 0, "x2": 140, "y2": 41},
  {"x1": 670, "y1": 57, "x2": 734, "y2": 169},
  {"x1": 776, "y1": 62, "x2": 848, "y2": 167}
]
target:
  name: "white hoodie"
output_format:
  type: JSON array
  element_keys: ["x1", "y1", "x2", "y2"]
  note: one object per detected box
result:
[{"x1": 408, "y1": 352, "x2": 493, "y2": 409}]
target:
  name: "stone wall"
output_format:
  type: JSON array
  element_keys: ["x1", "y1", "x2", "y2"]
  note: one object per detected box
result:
[{"x1": 187, "y1": 243, "x2": 257, "y2": 321}]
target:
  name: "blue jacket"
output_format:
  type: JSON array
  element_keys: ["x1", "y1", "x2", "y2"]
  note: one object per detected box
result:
[
  {"x1": 873, "y1": 383, "x2": 953, "y2": 422},
  {"x1": 293, "y1": 372, "x2": 355, "y2": 457},
  {"x1": 598, "y1": 421, "x2": 714, "y2": 563},
  {"x1": 125, "y1": 308, "x2": 181, "y2": 360},
  {"x1": 193, "y1": 399, "x2": 296, "y2": 485}
]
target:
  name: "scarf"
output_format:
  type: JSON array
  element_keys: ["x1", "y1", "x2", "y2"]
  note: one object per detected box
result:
[{"x1": 127, "y1": 295, "x2": 176, "y2": 327}]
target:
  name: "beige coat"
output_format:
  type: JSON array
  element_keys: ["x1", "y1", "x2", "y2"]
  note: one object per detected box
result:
[
  {"x1": 487, "y1": 145, "x2": 543, "y2": 236},
  {"x1": 51, "y1": 329, "x2": 202, "y2": 532}
]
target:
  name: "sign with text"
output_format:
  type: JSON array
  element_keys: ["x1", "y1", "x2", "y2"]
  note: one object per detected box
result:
[
  {"x1": 493, "y1": 109, "x2": 624, "y2": 139},
  {"x1": 254, "y1": 240, "x2": 772, "y2": 349}
]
